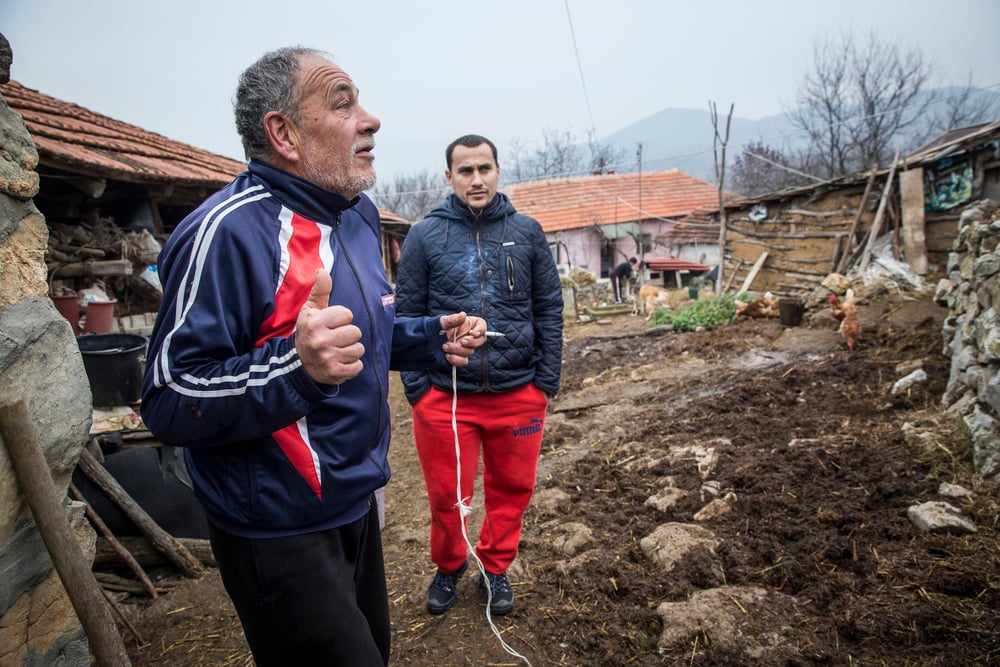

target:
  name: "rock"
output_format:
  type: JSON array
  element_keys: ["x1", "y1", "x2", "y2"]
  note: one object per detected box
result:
[
  {"x1": 892, "y1": 369, "x2": 927, "y2": 394},
  {"x1": 640, "y1": 523, "x2": 718, "y2": 572},
  {"x1": 656, "y1": 585, "x2": 798, "y2": 660},
  {"x1": 907, "y1": 501, "x2": 977, "y2": 534},
  {"x1": 644, "y1": 486, "x2": 687, "y2": 512},
  {"x1": 938, "y1": 482, "x2": 973, "y2": 498}
]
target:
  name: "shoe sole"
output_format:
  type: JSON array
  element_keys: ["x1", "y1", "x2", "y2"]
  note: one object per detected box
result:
[
  {"x1": 426, "y1": 602, "x2": 454, "y2": 615},
  {"x1": 489, "y1": 602, "x2": 514, "y2": 616}
]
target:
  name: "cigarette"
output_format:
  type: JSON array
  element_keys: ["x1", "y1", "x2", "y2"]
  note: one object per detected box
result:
[{"x1": 484, "y1": 331, "x2": 505, "y2": 338}]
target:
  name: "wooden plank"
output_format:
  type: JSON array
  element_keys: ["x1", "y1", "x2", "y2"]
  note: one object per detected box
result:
[
  {"x1": 836, "y1": 164, "x2": 878, "y2": 273},
  {"x1": 77, "y1": 448, "x2": 204, "y2": 578},
  {"x1": 899, "y1": 168, "x2": 928, "y2": 275},
  {"x1": 859, "y1": 151, "x2": 901, "y2": 274},
  {"x1": 738, "y1": 252, "x2": 768, "y2": 294},
  {"x1": 50, "y1": 259, "x2": 133, "y2": 278}
]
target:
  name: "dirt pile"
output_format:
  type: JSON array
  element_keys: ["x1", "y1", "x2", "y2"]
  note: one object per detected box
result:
[{"x1": 116, "y1": 287, "x2": 1000, "y2": 666}]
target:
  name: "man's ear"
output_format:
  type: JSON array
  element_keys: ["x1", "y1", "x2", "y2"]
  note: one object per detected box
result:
[{"x1": 263, "y1": 111, "x2": 300, "y2": 162}]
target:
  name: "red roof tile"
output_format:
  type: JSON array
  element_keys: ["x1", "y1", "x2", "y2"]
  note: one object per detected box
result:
[
  {"x1": 1, "y1": 79, "x2": 247, "y2": 187},
  {"x1": 505, "y1": 170, "x2": 722, "y2": 233},
  {"x1": 0, "y1": 79, "x2": 406, "y2": 223}
]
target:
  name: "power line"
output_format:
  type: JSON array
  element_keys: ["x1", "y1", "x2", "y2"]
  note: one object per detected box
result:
[{"x1": 564, "y1": 0, "x2": 596, "y2": 139}]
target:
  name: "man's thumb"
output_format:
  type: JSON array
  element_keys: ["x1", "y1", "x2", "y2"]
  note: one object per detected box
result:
[{"x1": 305, "y1": 268, "x2": 333, "y2": 310}]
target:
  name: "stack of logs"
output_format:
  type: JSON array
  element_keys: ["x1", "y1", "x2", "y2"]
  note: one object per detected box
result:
[{"x1": 47, "y1": 217, "x2": 163, "y2": 315}]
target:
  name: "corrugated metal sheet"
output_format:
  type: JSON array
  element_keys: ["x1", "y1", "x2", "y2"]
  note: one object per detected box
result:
[{"x1": 505, "y1": 170, "x2": 724, "y2": 233}]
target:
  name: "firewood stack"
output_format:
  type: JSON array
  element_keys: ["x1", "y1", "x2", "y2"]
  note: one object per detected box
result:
[{"x1": 47, "y1": 217, "x2": 164, "y2": 319}]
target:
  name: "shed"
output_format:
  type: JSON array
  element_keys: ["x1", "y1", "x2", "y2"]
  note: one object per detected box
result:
[
  {"x1": 1, "y1": 79, "x2": 411, "y2": 322},
  {"x1": 712, "y1": 121, "x2": 1000, "y2": 296}
]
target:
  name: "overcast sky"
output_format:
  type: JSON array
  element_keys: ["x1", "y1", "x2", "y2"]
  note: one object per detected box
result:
[{"x1": 3, "y1": 0, "x2": 999, "y2": 184}]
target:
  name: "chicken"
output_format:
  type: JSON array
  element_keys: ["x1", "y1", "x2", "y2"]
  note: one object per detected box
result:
[
  {"x1": 828, "y1": 293, "x2": 847, "y2": 321},
  {"x1": 834, "y1": 289, "x2": 859, "y2": 351},
  {"x1": 736, "y1": 292, "x2": 780, "y2": 319}
]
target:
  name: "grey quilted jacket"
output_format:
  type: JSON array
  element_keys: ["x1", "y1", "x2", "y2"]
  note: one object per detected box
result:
[{"x1": 395, "y1": 192, "x2": 563, "y2": 405}]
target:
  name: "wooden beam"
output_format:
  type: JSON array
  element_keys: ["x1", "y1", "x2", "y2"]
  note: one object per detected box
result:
[
  {"x1": 837, "y1": 164, "x2": 878, "y2": 273},
  {"x1": 77, "y1": 448, "x2": 204, "y2": 578},
  {"x1": 49, "y1": 259, "x2": 133, "y2": 278},
  {"x1": 898, "y1": 168, "x2": 928, "y2": 275},
  {"x1": 859, "y1": 151, "x2": 901, "y2": 274},
  {"x1": 738, "y1": 252, "x2": 769, "y2": 294}
]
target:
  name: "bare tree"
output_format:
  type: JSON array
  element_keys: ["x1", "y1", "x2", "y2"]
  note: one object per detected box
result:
[
  {"x1": 923, "y1": 74, "x2": 1000, "y2": 136},
  {"x1": 790, "y1": 30, "x2": 935, "y2": 179},
  {"x1": 371, "y1": 170, "x2": 448, "y2": 222},
  {"x1": 505, "y1": 128, "x2": 626, "y2": 182},
  {"x1": 729, "y1": 141, "x2": 818, "y2": 196},
  {"x1": 586, "y1": 136, "x2": 628, "y2": 175}
]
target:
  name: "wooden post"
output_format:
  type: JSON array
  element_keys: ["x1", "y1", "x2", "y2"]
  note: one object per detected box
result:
[
  {"x1": 836, "y1": 164, "x2": 878, "y2": 273},
  {"x1": 77, "y1": 448, "x2": 204, "y2": 578},
  {"x1": 68, "y1": 483, "x2": 159, "y2": 599},
  {"x1": 859, "y1": 151, "x2": 901, "y2": 274},
  {"x1": 899, "y1": 168, "x2": 928, "y2": 275},
  {"x1": 0, "y1": 399, "x2": 132, "y2": 667}
]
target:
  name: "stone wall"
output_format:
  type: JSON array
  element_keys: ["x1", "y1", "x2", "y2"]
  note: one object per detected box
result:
[
  {"x1": 0, "y1": 34, "x2": 96, "y2": 665},
  {"x1": 939, "y1": 199, "x2": 1000, "y2": 482}
]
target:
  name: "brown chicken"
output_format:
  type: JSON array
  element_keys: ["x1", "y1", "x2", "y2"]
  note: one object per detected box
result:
[
  {"x1": 831, "y1": 289, "x2": 859, "y2": 350},
  {"x1": 736, "y1": 292, "x2": 780, "y2": 319}
]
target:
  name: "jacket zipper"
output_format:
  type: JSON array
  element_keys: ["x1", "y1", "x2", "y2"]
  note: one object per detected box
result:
[
  {"x1": 475, "y1": 222, "x2": 490, "y2": 390},
  {"x1": 332, "y1": 215, "x2": 389, "y2": 482}
]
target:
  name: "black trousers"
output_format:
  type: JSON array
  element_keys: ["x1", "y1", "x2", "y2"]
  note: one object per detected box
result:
[{"x1": 209, "y1": 502, "x2": 390, "y2": 666}]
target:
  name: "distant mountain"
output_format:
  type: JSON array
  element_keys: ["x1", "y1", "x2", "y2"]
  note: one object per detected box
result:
[
  {"x1": 599, "y1": 86, "x2": 1000, "y2": 184},
  {"x1": 601, "y1": 108, "x2": 802, "y2": 183}
]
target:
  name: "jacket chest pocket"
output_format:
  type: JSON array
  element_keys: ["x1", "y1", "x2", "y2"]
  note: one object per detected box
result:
[{"x1": 496, "y1": 249, "x2": 530, "y2": 302}]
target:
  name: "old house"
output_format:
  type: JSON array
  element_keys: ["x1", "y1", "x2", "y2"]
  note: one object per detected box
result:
[
  {"x1": 505, "y1": 170, "x2": 725, "y2": 283},
  {"x1": 0, "y1": 79, "x2": 411, "y2": 331},
  {"x1": 713, "y1": 121, "x2": 1000, "y2": 296}
]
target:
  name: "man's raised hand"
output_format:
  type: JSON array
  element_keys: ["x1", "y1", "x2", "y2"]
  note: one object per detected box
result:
[{"x1": 295, "y1": 269, "x2": 364, "y2": 385}]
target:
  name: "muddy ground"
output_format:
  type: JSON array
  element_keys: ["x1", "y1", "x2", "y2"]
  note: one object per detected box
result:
[{"x1": 113, "y1": 287, "x2": 1000, "y2": 666}]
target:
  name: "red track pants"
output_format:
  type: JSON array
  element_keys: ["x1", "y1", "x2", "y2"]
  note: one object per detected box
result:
[{"x1": 412, "y1": 383, "x2": 548, "y2": 575}]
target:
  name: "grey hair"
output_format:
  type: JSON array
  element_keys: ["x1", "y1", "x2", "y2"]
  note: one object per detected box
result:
[{"x1": 233, "y1": 46, "x2": 329, "y2": 161}]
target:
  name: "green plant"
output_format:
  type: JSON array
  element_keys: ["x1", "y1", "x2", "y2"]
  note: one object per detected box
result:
[{"x1": 648, "y1": 294, "x2": 740, "y2": 331}]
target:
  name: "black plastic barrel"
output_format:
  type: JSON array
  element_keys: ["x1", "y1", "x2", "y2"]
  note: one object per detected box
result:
[{"x1": 77, "y1": 333, "x2": 147, "y2": 406}]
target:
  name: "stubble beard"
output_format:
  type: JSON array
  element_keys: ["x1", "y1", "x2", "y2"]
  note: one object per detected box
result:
[{"x1": 302, "y1": 146, "x2": 377, "y2": 199}]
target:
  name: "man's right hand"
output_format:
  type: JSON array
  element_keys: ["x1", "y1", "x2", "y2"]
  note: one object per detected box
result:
[{"x1": 295, "y1": 269, "x2": 364, "y2": 385}]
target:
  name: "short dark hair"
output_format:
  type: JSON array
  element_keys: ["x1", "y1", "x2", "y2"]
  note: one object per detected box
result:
[
  {"x1": 234, "y1": 46, "x2": 328, "y2": 161},
  {"x1": 446, "y1": 134, "x2": 499, "y2": 169},
  {"x1": 629, "y1": 257, "x2": 638, "y2": 264}
]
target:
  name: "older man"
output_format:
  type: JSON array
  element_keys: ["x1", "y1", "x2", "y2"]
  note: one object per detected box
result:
[{"x1": 141, "y1": 48, "x2": 485, "y2": 666}]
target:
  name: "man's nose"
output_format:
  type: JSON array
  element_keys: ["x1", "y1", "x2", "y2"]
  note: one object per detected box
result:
[{"x1": 359, "y1": 105, "x2": 380, "y2": 134}]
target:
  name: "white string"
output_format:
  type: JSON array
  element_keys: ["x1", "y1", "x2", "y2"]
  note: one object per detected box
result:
[{"x1": 450, "y1": 361, "x2": 533, "y2": 667}]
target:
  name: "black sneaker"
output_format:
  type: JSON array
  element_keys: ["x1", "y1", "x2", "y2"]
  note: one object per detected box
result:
[
  {"x1": 481, "y1": 571, "x2": 514, "y2": 616},
  {"x1": 426, "y1": 561, "x2": 467, "y2": 614}
]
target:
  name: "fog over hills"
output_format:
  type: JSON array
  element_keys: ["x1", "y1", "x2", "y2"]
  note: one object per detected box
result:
[
  {"x1": 601, "y1": 108, "x2": 800, "y2": 183},
  {"x1": 597, "y1": 86, "x2": 1000, "y2": 183}
]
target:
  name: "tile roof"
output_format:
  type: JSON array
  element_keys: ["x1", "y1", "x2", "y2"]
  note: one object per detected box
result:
[
  {"x1": 0, "y1": 79, "x2": 407, "y2": 223},
  {"x1": 1, "y1": 79, "x2": 247, "y2": 187},
  {"x1": 504, "y1": 170, "x2": 723, "y2": 233}
]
